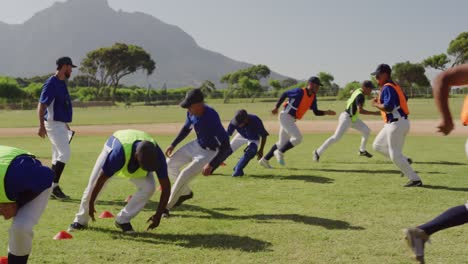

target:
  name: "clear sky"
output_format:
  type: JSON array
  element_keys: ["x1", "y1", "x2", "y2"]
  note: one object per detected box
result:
[{"x1": 0, "y1": 0, "x2": 467, "y2": 85}]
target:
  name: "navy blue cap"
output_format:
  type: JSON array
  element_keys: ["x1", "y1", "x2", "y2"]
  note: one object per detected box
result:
[
  {"x1": 56, "y1": 57, "x2": 77, "y2": 68},
  {"x1": 232, "y1": 109, "x2": 248, "y2": 126},
  {"x1": 180, "y1": 89, "x2": 204, "y2": 108},
  {"x1": 371, "y1": 64, "x2": 391, "y2": 76},
  {"x1": 307, "y1": 76, "x2": 322, "y2": 86}
]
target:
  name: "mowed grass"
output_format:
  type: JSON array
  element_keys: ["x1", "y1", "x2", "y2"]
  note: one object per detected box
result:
[
  {"x1": 0, "y1": 97, "x2": 465, "y2": 128},
  {"x1": 0, "y1": 133, "x2": 467, "y2": 264}
]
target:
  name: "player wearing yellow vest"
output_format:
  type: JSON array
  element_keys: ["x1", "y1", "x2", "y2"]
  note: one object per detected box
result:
[
  {"x1": 68, "y1": 129, "x2": 170, "y2": 233},
  {"x1": 0, "y1": 146, "x2": 54, "y2": 264},
  {"x1": 313, "y1": 80, "x2": 380, "y2": 161},
  {"x1": 403, "y1": 64, "x2": 468, "y2": 264},
  {"x1": 370, "y1": 64, "x2": 422, "y2": 187}
]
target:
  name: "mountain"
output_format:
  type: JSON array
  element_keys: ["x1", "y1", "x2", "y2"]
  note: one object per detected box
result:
[{"x1": 0, "y1": 0, "x2": 288, "y2": 88}]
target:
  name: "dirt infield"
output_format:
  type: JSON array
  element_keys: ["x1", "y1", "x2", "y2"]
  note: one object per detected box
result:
[{"x1": 0, "y1": 119, "x2": 466, "y2": 137}]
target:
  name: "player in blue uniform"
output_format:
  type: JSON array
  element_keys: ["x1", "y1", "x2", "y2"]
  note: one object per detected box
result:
[
  {"x1": 226, "y1": 109, "x2": 269, "y2": 177},
  {"x1": 164, "y1": 89, "x2": 232, "y2": 216},
  {"x1": 68, "y1": 129, "x2": 171, "y2": 233},
  {"x1": 0, "y1": 146, "x2": 54, "y2": 264}
]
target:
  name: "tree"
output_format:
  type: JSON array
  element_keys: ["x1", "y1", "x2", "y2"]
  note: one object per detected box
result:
[
  {"x1": 221, "y1": 65, "x2": 271, "y2": 103},
  {"x1": 317, "y1": 72, "x2": 337, "y2": 96},
  {"x1": 447, "y1": 31, "x2": 468, "y2": 66},
  {"x1": 69, "y1": 75, "x2": 100, "y2": 88},
  {"x1": 281, "y1": 78, "x2": 298, "y2": 88},
  {"x1": 269, "y1": 79, "x2": 282, "y2": 96},
  {"x1": 337, "y1": 81, "x2": 360, "y2": 100},
  {"x1": 198, "y1": 80, "x2": 216, "y2": 96},
  {"x1": 422, "y1": 54, "x2": 450, "y2": 71},
  {"x1": 0, "y1": 77, "x2": 26, "y2": 102},
  {"x1": 80, "y1": 43, "x2": 156, "y2": 102},
  {"x1": 392, "y1": 61, "x2": 430, "y2": 97}
]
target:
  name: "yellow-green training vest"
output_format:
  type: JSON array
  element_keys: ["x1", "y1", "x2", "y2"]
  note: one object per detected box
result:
[
  {"x1": 0, "y1": 146, "x2": 33, "y2": 203},
  {"x1": 346, "y1": 89, "x2": 364, "y2": 122},
  {"x1": 113, "y1": 130, "x2": 157, "y2": 179}
]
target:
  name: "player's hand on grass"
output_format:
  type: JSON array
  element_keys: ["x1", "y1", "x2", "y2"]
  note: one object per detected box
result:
[
  {"x1": 326, "y1": 110, "x2": 336, "y2": 116},
  {"x1": 146, "y1": 214, "x2": 161, "y2": 231},
  {"x1": 202, "y1": 164, "x2": 213, "y2": 176},
  {"x1": 437, "y1": 119, "x2": 454, "y2": 136},
  {"x1": 38, "y1": 126, "x2": 47, "y2": 138},
  {"x1": 165, "y1": 146, "x2": 174, "y2": 157},
  {"x1": 89, "y1": 203, "x2": 96, "y2": 221},
  {"x1": 271, "y1": 108, "x2": 278, "y2": 115}
]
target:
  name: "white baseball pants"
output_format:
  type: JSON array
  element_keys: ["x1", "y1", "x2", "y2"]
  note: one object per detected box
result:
[
  {"x1": 276, "y1": 111, "x2": 303, "y2": 149},
  {"x1": 230, "y1": 133, "x2": 259, "y2": 152},
  {"x1": 372, "y1": 118, "x2": 421, "y2": 181},
  {"x1": 45, "y1": 120, "x2": 71, "y2": 164},
  {"x1": 316, "y1": 112, "x2": 370, "y2": 156},
  {"x1": 8, "y1": 188, "x2": 51, "y2": 256},
  {"x1": 73, "y1": 144, "x2": 156, "y2": 225},
  {"x1": 166, "y1": 140, "x2": 217, "y2": 209}
]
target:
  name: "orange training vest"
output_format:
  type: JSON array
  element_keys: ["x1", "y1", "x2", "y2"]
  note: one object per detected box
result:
[
  {"x1": 283, "y1": 88, "x2": 316, "y2": 120},
  {"x1": 378, "y1": 82, "x2": 410, "y2": 122},
  {"x1": 462, "y1": 95, "x2": 468, "y2": 126}
]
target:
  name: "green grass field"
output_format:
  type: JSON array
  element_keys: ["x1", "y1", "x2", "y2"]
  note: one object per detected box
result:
[
  {"x1": 1, "y1": 133, "x2": 466, "y2": 263},
  {"x1": 0, "y1": 97, "x2": 464, "y2": 128}
]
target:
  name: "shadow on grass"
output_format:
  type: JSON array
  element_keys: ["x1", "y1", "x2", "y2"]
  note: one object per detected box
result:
[
  {"x1": 421, "y1": 185, "x2": 468, "y2": 192},
  {"x1": 57, "y1": 198, "x2": 128, "y2": 207},
  {"x1": 415, "y1": 161, "x2": 467, "y2": 166},
  {"x1": 248, "y1": 174, "x2": 334, "y2": 184},
  {"x1": 90, "y1": 227, "x2": 272, "y2": 252},
  {"x1": 172, "y1": 204, "x2": 364, "y2": 230}
]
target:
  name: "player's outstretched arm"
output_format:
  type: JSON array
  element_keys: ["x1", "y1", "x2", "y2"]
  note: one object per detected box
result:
[
  {"x1": 147, "y1": 177, "x2": 170, "y2": 231},
  {"x1": 88, "y1": 171, "x2": 109, "y2": 221}
]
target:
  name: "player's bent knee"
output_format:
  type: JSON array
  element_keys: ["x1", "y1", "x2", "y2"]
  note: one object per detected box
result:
[{"x1": 291, "y1": 136, "x2": 303, "y2": 146}]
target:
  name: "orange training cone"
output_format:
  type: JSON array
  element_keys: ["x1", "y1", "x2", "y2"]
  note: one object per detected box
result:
[
  {"x1": 0, "y1": 256, "x2": 8, "y2": 264},
  {"x1": 125, "y1": 195, "x2": 132, "y2": 202},
  {"x1": 99, "y1": 211, "x2": 114, "y2": 219},
  {"x1": 53, "y1": 231, "x2": 73, "y2": 240}
]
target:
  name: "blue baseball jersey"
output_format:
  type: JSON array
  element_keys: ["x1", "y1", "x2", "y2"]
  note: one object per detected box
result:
[
  {"x1": 276, "y1": 88, "x2": 320, "y2": 117},
  {"x1": 5, "y1": 156, "x2": 54, "y2": 206},
  {"x1": 102, "y1": 136, "x2": 168, "y2": 179},
  {"x1": 379, "y1": 81, "x2": 408, "y2": 121},
  {"x1": 227, "y1": 114, "x2": 269, "y2": 141},
  {"x1": 39, "y1": 76, "x2": 73, "y2": 123},
  {"x1": 182, "y1": 105, "x2": 229, "y2": 150}
]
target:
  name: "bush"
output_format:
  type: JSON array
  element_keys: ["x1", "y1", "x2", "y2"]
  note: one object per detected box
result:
[
  {"x1": 337, "y1": 81, "x2": 361, "y2": 100},
  {"x1": 0, "y1": 76, "x2": 27, "y2": 102},
  {"x1": 23, "y1": 82, "x2": 43, "y2": 100}
]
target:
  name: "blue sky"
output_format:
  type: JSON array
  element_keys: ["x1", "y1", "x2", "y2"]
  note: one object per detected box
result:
[{"x1": 0, "y1": 0, "x2": 467, "y2": 85}]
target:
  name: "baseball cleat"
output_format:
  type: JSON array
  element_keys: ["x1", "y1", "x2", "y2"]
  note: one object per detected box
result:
[
  {"x1": 115, "y1": 221, "x2": 135, "y2": 234},
  {"x1": 258, "y1": 158, "x2": 272, "y2": 169},
  {"x1": 162, "y1": 209, "x2": 170, "y2": 218},
  {"x1": 359, "y1": 150, "x2": 373, "y2": 158},
  {"x1": 404, "y1": 180, "x2": 423, "y2": 187},
  {"x1": 68, "y1": 222, "x2": 87, "y2": 232},
  {"x1": 232, "y1": 170, "x2": 244, "y2": 177},
  {"x1": 51, "y1": 186, "x2": 70, "y2": 200},
  {"x1": 313, "y1": 150, "x2": 320, "y2": 162},
  {"x1": 273, "y1": 150, "x2": 285, "y2": 166},
  {"x1": 174, "y1": 192, "x2": 194, "y2": 207},
  {"x1": 403, "y1": 227, "x2": 429, "y2": 264}
]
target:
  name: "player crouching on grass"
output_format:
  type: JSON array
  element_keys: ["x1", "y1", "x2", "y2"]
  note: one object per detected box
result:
[
  {"x1": 227, "y1": 109, "x2": 269, "y2": 177},
  {"x1": 259, "y1": 76, "x2": 336, "y2": 168},
  {"x1": 68, "y1": 129, "x2": 170, "y2": 233},
  {"x1": 0, "y1": 146, "x2": 54, "y2": 264}
]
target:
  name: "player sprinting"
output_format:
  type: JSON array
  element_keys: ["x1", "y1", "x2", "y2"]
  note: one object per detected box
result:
[
  {"x1": 227, "y1": 109, "x2": 269, "y2": 177},
  {"x1": 37, "y1": 57, "x2": 76, "y2": 200},
  {"x1": 68, "y1": 129, "x2": 170, "y2": 233},
  {"x1": 259, "y1": 76, "x2": 336, "y2": 168},
  {"x1": 370, "y1": 64, "x2": 422, "y2": 187},
  {"x1": 313, "y1": 80, "x2": 380, "y2": 161},
  {"x1": 164, "y1": 89, "x2": 232, "y2": 216},
  {"x1": 403, "y1": 64, "x2": 468, "y2": 264},
  {"x1": 0, "y1": 146, "x2": 54, "y2": 264}
]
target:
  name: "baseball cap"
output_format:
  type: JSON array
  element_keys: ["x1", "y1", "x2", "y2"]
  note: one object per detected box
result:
[
  {"x1": 56, "y1": 57, "x2": 77, "y2": 68},
  {"x1": 362, "y1": 80, "x2": 376, "y2": 89},
  {"x1": 308, "y1": 76, "x2": 322, "y2": 86},
  {"x1": 371, "y1": 64, "x2": 391, "y2": 76},
  {"x1": 231, "y1": 109, "x2": 249, "y2": 126},
  {"x1": 180, "y1": 89, "x2": 204, "y2": 108}
]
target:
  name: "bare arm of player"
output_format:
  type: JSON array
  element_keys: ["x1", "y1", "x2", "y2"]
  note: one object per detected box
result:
[
  {"x1": 257, "y1": 135, "x2": 268, "y2": 160},
  {"x1": 37, "y1": 103, "x2": 48, "y2": 138},
  {"x1": 0, "y1": 202, "x2": 18, "y2": 220},
  {"x1": 433, "y1": 64, "x2": 468, "y2": 135},
  {"x1": 147, "y1": 177, "x2": 171, "y2": 231},
  {"x1": 371, "y1": 98, "x2": 386, "y2": 111},
  {"x1": 88, "y1": 171, "x2": 109, "y2": 221},
  {"x1": 358, "y1": 105, "x2": 380, "y2": 116}
]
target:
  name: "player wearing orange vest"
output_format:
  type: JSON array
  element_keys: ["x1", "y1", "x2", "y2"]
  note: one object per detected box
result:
[
  {"x1": 403, "y1": 64, "x2": 468, "y2": 264},
  {"x1": 259, "y1": 76, "x2": 336, "y2": 168},
  {"x1": 371, "y1": 64, "x2": 422, "y2": 187}
]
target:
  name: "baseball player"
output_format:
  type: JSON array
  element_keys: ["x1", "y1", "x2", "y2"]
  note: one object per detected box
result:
[
  {"x1": 164, "y1": 89, "x2": 232, "y2": 216},
  {"x1": 37, "y1": 57, "x2": 76, "y2": 200},
  {"x1": 227, "y1": 109, "x2": 269, "y2": 177},
  {"x1": 404, "y1": 64, "x2": 468, "y2": 263},
  {"x1": 0, "y1": 145, "x2": 54, "y2": 264},
  {"x1": 68, "y1": 129, "x2": 170, "y2": 233},
  {"x1": 313, "y1": 80, "x2": 380, "y2": 161},
  {"x1": 259, "y1": 77, "x2": 336, "y2": 168},
  {"x1": 370, "y1": 64, "x2": 423, "y2": 187}
]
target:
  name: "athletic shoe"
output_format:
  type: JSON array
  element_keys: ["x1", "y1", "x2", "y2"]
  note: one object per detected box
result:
[
  {"x1": 162, "y1": 209, "x2": 170, "y2": 218},
  {"x1": 274, "y1": 150, "x2": 285, "y2": 166},
  {"x1": 359, "y1": 150, "x2": 373, "y2": 158},
  {"x1": 403, "y1": 227, "x2": 429, "y2": 264},
  {"x1": 174, "y1": 192, "x2": 194, "y2": 207},
  {"x1": 68, "y1": 222, "x2": 87, "y2": 232},
  {"x1": 258, "y1": 158, "x2": 272, "y2": 169},
  {"x1": 232, "y1": 170, "x2": 244, "y2": 177},
  {"x1": 115, "y1": 221, "x2": 135, "y2": 234},
  {"x1": 313, "y1": 150, "x2": 320, "y2": 162},
  {"x1": 404, "y1": 180, "x2": 423, "y2": 187},
  {"x1": 51, "y1": 186, "x2": 70, "y2": 200}
]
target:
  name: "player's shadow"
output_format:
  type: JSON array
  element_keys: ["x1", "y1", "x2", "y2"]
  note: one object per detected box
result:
[
  {"x1": 57, "y1": 198, "x2": 128, "y2": 207},
  {"x1": 309, "y1": 168, "x2": 402, "y2": 174},
  {"x1": 90, "y1": 227, "x2": 272, "y2": 252},
  {"x1": 248, "y1": 174, "x2": 334, "y2": 184},
  {"x1": 421, "y1": 185, "x2": 468, "y2": 192},
  {"x1": 415, "y1": 161, "x2": 466, "y2": 166},
  {"x1": 171, "y1": 204, "x2": 364, "y2": 230}
]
